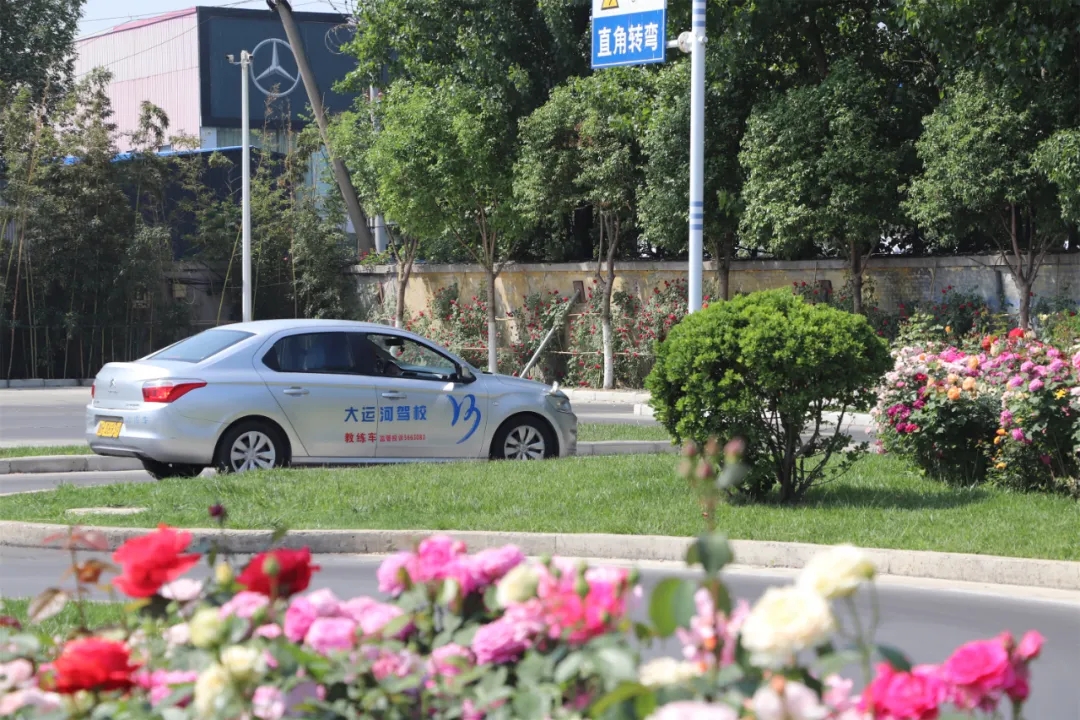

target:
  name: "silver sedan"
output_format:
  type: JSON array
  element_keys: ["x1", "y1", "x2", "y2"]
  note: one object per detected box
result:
[{"x1": 87, "y1": 320, "x2": 578, "y2": 479}]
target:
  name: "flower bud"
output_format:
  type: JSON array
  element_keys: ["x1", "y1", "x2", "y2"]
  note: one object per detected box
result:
[
  {"x1": 724, "y1": 437, "x2": 745, "y2": 462},
  {"x1": 703, "y1": 437, "x2": 722, "y2": 459},
  {"x1": 695, "y1": 460, "x2": 716, "y2": 482},
  {"x1": 681, "y1": 441, "x2": 699, "y2": 459},
  {"x1": 575, "y1": 576, "x2": 590, "y2": 599},
  {"x1": 215, "y1": 562, "x2": 234, "y2": 586},
  {"x1": 208, "y1": 503, "x2": 227, "y2": 522},
  {"x1": 262, "y1": 556, "x2": 281, "y2": 578}
]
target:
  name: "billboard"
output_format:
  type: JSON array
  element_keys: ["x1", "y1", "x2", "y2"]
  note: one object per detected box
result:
[{"x1": 198, "y1": 7, "x2": 362, "y2": 128}]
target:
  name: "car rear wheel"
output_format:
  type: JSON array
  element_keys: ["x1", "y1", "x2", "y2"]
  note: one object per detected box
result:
[
  {"x1": 140, "y1": 458, "x2": 204, "y2": 481},
  {"x1": 215, "y1": 420, "x2": 285, "y2": 473},
  {"x1": 492, "y1": 416, "x2": 556, "y2": 460}
]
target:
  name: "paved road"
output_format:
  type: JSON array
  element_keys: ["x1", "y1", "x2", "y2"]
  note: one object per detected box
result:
[
  {"x1": 0, "y1": 549, "x2": 1075, "y2": 717},
  {"x1": 0, "y1": 470, "x2": 155, "y2": 496}
]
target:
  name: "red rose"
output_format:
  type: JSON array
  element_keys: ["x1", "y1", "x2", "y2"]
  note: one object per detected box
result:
[
  {"x1": 238, "y1": 548, "x2": 319, "y2": 597},
  {"x1": 112, "y1": 525, "x2": 201, "y2": 598},
  {"x1": 48, "y1": 638, "x2": 138, "y2": 694}
]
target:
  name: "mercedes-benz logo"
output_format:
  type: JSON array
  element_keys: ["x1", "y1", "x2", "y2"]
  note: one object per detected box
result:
[{"x1": 249, "y1": 37, "x2": 301, "y2": 97}]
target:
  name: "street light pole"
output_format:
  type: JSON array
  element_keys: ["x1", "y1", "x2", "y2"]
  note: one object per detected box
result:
[
  {"x1": 687, "y1": 0, "x2": 706, "y2": 313},
  {"x1": 240, "y1": 50, "x2": 253, "y2": 323}
]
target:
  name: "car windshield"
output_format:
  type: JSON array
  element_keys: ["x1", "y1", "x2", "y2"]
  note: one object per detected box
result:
[{"x1": 150, "y1": 329, "x2": 253, "y2": 363}]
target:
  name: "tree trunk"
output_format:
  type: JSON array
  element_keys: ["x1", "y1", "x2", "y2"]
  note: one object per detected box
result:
[
  {"x1": 1019, "y1": 279, "x2": 1032, "y2": 330},
  {"x1": 394, "y1": 275, "x2": 407, "y2": 329},
  {"x1": 849, "y1": 240, "x2": 864, "y2": 315},
  {"x1": 600, "y1": 216, "x2": 618, "y2": 390},
  {"x1": 713, "y1": 232, "x2": 733, "y2": 301},
  {"x1": 486, "y1": 267, "x2": 498, "y2": 373}
]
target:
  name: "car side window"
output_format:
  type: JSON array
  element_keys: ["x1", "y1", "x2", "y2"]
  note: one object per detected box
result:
[
  {"x1": 362, "y1": 333, "x2": 457, "y2": 381},
  {"x1": 262, "y1": 332, "x2": 357, "y2": 374}
]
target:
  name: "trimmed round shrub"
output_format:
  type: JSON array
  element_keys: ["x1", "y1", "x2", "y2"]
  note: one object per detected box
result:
[{"x1": 646, "y1": 289, "x2": 891, "y2": 503}]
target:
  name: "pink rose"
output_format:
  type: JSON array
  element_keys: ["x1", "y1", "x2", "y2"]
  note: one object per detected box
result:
[
  {"x1": 304, "y1": 617, "x2": 357, "y2": 654},
  {"x1": 356, "y1": 602, "x2": 410, "y2": 639},
  {"x1": 0, "y1": 659, "x2": 33, "y2": 691},
  {"x1": 253, "y1": 685, "x2": 286, "y2": 720},
  {"x1": 219, "y1": 591, "x2": 270, "y2": 619},
  {"x1": 1028, "y1": 379, "x2": 1044, "y2": 392},
  {"x1": 943, "y1": 638, "x2": 1014, "y2": 711},
  {"x1": 340, "y1": 596, "x2": 378, "y2": 622},
  {"x1": 0, "y1": 688, "x2": 63, "y2": 716},
  {"x1": 647, "y1": 701, "x2": 738, "y2": 720},
  {"x1": 1007, "y1": 375, "x2": 1024, "y2": 388},
  {"x1": 254, "y1": 624, "x2": 282, "y2": 639},
  {"x1": 133, "y1": 669, "x2": 198, "y2": 706},
  {"x1": 1016, "y1": 630, "x2": 1043, "y2": 661},
  {"x1": 376, "y1": 552, "x2": 412, "y2": 595},
  {"x1": 428, "y1": 643, "x2": 474, "y2": 679},
  {"x1": 1048, "y1": 359, "x2": 1066, "y2": 374},
  {"x1": 472, "y1": 600, "x2": 545, "y2": 665},
  {"x1": 861, "y1": 663, "x2": 946, "y2": 720},
  {"x1": 1020, "y1": 360, "x2": 1034, "y2": 373},
  {"x1": 470, "y1": 545, "x2": 525, "y2": 586},
  {"x1": 306, "y1": 588, "x2": 342, "y2": 617},
  {"x1": 1011, "y1": 428, "x2": 1027, "y2": 443},
  {"x1": 284, "y1": 596, "x2": 318, "y2": 643},
  {"x1": 409, "y1": 535, "x2": 467, "y2": 584},
  {"x1": 371, "y1": 650, "x2": 418, "y2": 681}
]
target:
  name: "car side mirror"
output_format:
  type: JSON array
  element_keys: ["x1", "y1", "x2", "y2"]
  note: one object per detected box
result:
[{"x1": 455, "y1": 365, "x2": 476, "y2": 384}]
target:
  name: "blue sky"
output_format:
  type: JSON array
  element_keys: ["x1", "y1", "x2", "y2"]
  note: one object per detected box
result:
[{"x1": 78, "y1": 0, "x2": 348, "y2": 38}]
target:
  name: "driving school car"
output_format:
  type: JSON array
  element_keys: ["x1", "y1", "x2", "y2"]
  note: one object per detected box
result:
[{"x1": 87, "y1": 320, "x2": 577, "y2": 479}]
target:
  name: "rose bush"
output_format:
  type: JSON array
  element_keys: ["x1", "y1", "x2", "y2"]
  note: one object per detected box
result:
[
  {"x1": 0, "y1": 501, "x2": 1045, "y2": 719},
  {"x1": 873, "y1": 329, "x2": 1080, "y2": 492}
]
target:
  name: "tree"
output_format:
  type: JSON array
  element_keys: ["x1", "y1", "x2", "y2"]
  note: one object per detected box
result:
[
  {"x1": 355, "y1": 82, "x2": 520, "y2": 372},
  {"x1": 516, "y1": 69, "x2": 650, "y2": 389},
  {"x1": 904, "y1": 73, "x2": 1069, "y2": 329},
  {"x1": 739, "y1": 61, "x2": 906, "y2": 314},
  {"x1": 0, "y1": 0, "x2": 85, "y2": 107},
  {"x1": 639, "y1": 55, "x2": 753, "y2": 300}
]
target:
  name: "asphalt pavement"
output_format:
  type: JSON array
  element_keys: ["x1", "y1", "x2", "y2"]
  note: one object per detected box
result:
[{"x1": 0, "y1": 548, "x2": 1075, "y2": 717}]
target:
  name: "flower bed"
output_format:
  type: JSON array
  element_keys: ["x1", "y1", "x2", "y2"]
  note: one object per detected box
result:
[
  {"x1": 0, "y1": 521, "x2": 1044, "y2": 719},
  {"x1": 873, "y1": 329, "x2": 1080, "y2": 492}
]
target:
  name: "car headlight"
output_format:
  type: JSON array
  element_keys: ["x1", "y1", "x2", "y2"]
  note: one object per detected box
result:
[{"x1": 547, "y1": 393, "x2": 573, "y2": 414}]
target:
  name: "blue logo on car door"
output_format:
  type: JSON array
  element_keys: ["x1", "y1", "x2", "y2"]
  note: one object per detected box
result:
[{"x1": 449, "y1": 394, "x2": 481, "y2": 444}]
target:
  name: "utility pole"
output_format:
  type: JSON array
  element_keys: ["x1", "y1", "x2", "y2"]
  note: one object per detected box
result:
[
  {"x1": 682, "y1": 0, "x2": 706, "y2": 312},
  {"x1": 228, "y1": 52, "x2": 254, "y2": 322},
  {"x1": 266, "y1": 0, "x2": 375, "y2": 254},
  {"x1": 369, "y1": 84, "x2": 389, "y2": 253}
]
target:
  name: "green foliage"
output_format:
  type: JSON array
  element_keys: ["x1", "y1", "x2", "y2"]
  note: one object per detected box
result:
[
  {"x1": 739, "y1": 61, "x2": 908, "y2": 313},
  {"x1": 0, "y1": 0, "x2": 85, "y2": 106},
  {"x1": 646, "y1": 289, "x2": 891, "y2": 503}
]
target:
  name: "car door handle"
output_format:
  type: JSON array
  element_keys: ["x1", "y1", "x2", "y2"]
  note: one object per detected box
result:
[
  {"x1": 283, "y1": 387, "x2": 309, "y2": 396},
  {"x1": 381, "y1": 391, "x2": 406, "y2": 399}
]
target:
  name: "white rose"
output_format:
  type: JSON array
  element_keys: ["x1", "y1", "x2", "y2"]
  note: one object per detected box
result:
[
  {"x1": 220, "y1": 644, "x2": 266, "y2": 684},
  {"x1": 495, "y1": 564, "x2": 539, "y2": 607},
  {"x1": 798, "y1": 545, "x2": 876, "y2": 600},
  {"x1": 193, "y1": 664, "x2": 230, "y2": 718},
  {"x1": 752, "y1": 678, "x2": 828, "y2": 720},
  {"x1": 189, "y1": 607, "x2": 224, "y2": 649},
  {"x1": 638, "y1": 657, "x2": 702, "y2": 687},
  {"x1": 740, "y1": 585, "x2": 835, "y2": 667}
]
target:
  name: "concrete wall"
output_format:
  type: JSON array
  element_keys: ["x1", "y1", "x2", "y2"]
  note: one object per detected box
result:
[{"x1": 348, "y1": 254, "x2": 1080, "y2": 319}]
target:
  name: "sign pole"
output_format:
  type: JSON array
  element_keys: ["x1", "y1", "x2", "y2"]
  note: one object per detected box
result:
[
  {"x1": 240, "y1": 49, "x2": 253, "y2": 323},
  {"x1": 687, "y1": 0, "x2": 705, "y2": 313}
]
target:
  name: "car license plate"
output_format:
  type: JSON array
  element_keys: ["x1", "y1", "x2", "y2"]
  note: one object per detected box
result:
[{"x1": 96, "y1": 420, "x2": 123, "y2": 439}]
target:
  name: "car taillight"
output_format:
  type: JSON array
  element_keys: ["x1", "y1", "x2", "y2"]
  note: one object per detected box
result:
[
  {"x1": 142, "y1": 380, "x2": 207, "y2": 403},
  {"x1": 90, "y1": 382, "x2": 95, "y2": 399}
]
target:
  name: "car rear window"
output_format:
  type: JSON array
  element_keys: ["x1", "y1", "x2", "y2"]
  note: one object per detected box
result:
[{"x1": 151, "y1": 330, "x2": 254, "y2": 363}]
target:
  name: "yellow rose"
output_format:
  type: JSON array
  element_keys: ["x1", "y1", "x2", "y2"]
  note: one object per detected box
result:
[
  {"x1": 193, "y1": 664, "x2": 230, "y2": 718},
  {"x1": 220, "y1": 645, "x2": 265, "y2": 684},
  {"x1": 215, "y1": 562, "x2": 234, "y2": 586},
  {"x1": 1056, "y1": 389, "x2": 1068, "y2": 400},
  {"x1": 638, "y1": 657, "x2": 703, "y2": 687},
  {"x1": 962, "y1": 377, "x2": 977, "y2": 391},
  {"x1": 495, "y1": 564, "x2": 540, "y2": 607},
  {"x1": 797, "y1": 545, "x2": 876, "y2": 600},
  {"x1": 947, "y1": 387, "x2": 961, "y2": 401},
  {"x1": 945, "y1": 325, "x2": 952, "y2": 334},
  {"x1": 946, "y1": 373, "x2": 959, "y2": 385},
  {"x1": 740, "y1": 586, "x2": 835, "y2": 667},
  {"x1": 189, "y1": 607, "x2": 224, "y2": 649},
  {"x1": 996, "y1": 462, "x2": 1007, "y2": 470},
  {"x1": 967, "y1": 357, "x2": 979, "y2": 370}
]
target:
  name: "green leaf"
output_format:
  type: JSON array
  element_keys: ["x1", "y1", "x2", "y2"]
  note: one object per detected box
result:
[
  {"x1": 877, "y1": 644, "x2": 912, "y2": 672},
  {"x1": 648, "y1": 578, "x2": 697, "y2": 637},
  {"x1": 595, "y1": 646, "x2": 638, "y2": 683},
  {"x1": 589, "y1": 682, "x2": 651, "y2": 718},
  {"x1": 511, "y1": 688, "x2": 547, "y2": 720},
  {"x1": 817, "y1": 649, "x2": 863, "y2": 678},
  {"x1": 554, "y1": 651, "x2": 585, "y2": 684},
  {"x1": 686, "y1": 533, "x2": 733, "y2": 575}
]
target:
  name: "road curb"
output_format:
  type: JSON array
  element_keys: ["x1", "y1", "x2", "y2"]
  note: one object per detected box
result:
[
  {"x1": 0, "y1": 521, "x2": 1074, "y2": 591},
  {"x1": 0, "y1": 455, "x2": 142, "y2": 475},
  {"x1": 564, "y1": 389, "x2": 651, "y2": 404},
  {"x1": 0, "y1": 442, "x2": 674, "y2": 475}
]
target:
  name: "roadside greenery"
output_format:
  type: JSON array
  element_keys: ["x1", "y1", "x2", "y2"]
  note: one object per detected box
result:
[{"x1": 2, "y1": 453, "x2": 1079, "y2": 561}]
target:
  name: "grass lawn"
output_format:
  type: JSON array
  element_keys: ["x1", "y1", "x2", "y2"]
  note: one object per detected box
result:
[
  {"x1": 0, "y1": 445, "x2": 89, "y2": 459},
  {"x1": 0, "y1": 597, "x2": 126, "y2": 637},
  {"x1": 0, "y1": 454, "x2": 1078, "y2": 561},
  {"x1": 577, "y1": 423, "x2": 670, "y2": 442}
]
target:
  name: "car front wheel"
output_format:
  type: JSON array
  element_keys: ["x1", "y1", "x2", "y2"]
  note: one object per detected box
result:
[
  {"x1": 215, "y1": 420, "x2": 286, "y2": 473},
  {"x1": 492, "y1": 417, "x2": 556, "y2": 460},
  {"x1": 140, "y1": 458, "x2": 204, "y2": 481}
]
